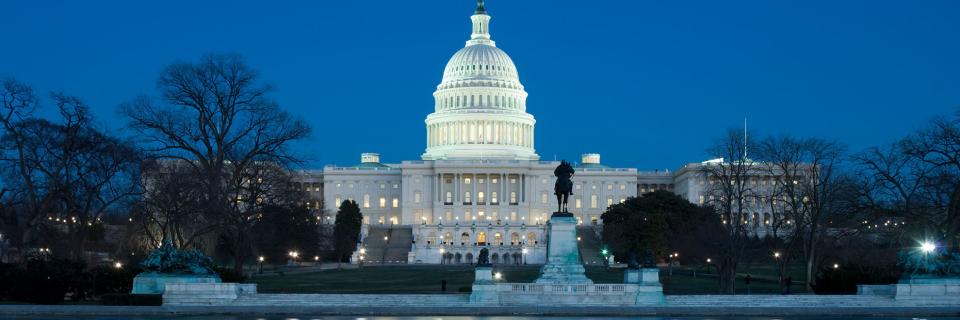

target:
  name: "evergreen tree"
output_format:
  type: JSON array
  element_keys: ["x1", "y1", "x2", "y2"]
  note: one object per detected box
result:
[{"x1": 333, "y1": 200, "x2": 362, "y2": 269}]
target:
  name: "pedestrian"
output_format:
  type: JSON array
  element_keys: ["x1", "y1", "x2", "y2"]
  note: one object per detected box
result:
[{"x1": 744, "y1": 274, "x2": 752, "y2": 295}]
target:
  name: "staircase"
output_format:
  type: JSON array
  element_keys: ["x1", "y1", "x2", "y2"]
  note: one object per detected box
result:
[
  {"x1": 576, "y1": 226, "x2": 605, "y2": 266},
  {"x1": 362, "y1": 225, "x2": 413, "y2": 264}
]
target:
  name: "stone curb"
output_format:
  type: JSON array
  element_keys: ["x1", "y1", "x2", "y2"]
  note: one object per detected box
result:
[{"x1": 1, "y1": 305, "x2": 959, "y2": 317}]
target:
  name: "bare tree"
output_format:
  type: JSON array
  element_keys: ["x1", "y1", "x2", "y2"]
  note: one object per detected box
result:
[
  {"x1": 121, "y1": 54, "x2": 311, "y2": 272},
  {"x1": 49, "y1": 94, "x2": 141, "y2": 260},
  {"x1": 759, "y1": 136, "x2": 847, "y2": 291},
  {"x1": 0, "y1": 78, "x2": 49, "y2": 258},
  {"x1": 700, "y1": 128, "x2": 758, "y2": 293},
  {"x1": 900, "y1": 115, "x2": 960, "y2": 247},
  {"x1": 132, "y1": 159, "x2": 217, "y2": 250}
]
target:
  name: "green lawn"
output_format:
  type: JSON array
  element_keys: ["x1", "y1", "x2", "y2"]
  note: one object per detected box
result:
[{"x1": 250, "y1": 264, "x2": 808, "y2": 294}]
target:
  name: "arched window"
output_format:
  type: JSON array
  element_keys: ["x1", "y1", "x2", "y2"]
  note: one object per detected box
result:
[
  {"x1": 427, "y1": 232, "x2": 437, "y2": 245},
  {"x1": 494, "y1": 232, "x2": 503, "y2": 245},
  {"x1": 511, "y1": 232, "x2": 520, "y2": 245},
  {"x1": 527, "y1": 232, "x2": 537, "y2": 244},
  {"x1": 444, "y1": 232, "x2": 453, "y2": 244},
  {"x1": 491, "y1": 253, "x2": 499, "y2": 264},
  {"x1": 460, "y1": 232, "x2": 470, "y2": 245},
  {"x1": 477, "y1": 232, "x2": 487, "y2": 245}
]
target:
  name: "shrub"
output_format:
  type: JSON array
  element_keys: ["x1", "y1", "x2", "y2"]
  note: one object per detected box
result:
[
  {"x1": 5, "y1": 257, "x2": 86, "y2": 304},
  {"x1": 214, "y1": 266, "x2": 247, "y2": 283},
  {"x1": 89, "y1": 265, "x2": 139, "y2": 295},
  {"x1": 812, "y1": 264, "x2": 901, "y2": 294}
]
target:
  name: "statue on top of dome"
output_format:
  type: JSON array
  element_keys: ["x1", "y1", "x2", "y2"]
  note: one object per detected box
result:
[{"x1": 475, "y1": 0, "x2": 486, "y2": 14}]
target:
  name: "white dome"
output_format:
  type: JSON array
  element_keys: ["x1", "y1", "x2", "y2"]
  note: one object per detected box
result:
[
  {"x1": 441, "y1": 44, "x2": 519, "y2": 83},
  {"x1": 422, "y1": 4, "x2": 538, "y2": 161}
]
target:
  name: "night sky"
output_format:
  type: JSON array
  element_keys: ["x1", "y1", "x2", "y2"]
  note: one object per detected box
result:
[{"x1": 1, "y1": 1, "x2": 958, "y2": 170}]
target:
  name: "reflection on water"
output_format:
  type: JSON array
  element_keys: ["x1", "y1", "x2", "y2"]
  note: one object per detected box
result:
[{"x1": 6, "y1": 317, "x2": 960, "y2": 320}]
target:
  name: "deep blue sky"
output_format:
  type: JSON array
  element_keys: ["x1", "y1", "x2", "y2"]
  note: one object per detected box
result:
[{"x1": 2, "y1": 1, "x2": 958, "y2": 170}]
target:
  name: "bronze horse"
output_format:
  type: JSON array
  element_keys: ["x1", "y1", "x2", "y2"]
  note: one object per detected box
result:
[{"x1": 554, "y1": 160, "x2": 575, "y2": 213}]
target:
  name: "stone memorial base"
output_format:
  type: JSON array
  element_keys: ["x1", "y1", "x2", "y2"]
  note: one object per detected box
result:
[
  {"x1": 132, "y1": 273, "x2": 221, "y2": 294},
  {"x1": 469, "y1": 266, "x2": 498, "y2": 304},
  {"x1": 894, "y1": 277, "x2": 960, "y2": 304},
  {"x1": 534, "y1": 213, "x2": 592, "y2": 284}
]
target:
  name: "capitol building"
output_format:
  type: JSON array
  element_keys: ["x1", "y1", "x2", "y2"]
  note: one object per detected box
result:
[{"x1": 294, "y1": 2, "x2": 770, "y2": 265}]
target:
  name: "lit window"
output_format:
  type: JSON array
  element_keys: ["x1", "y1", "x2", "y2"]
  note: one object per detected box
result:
[
  {"x1": 576, "y1": 184, "x2": 581, "y2": 190},
  {"x1": 510, "y1": 178, "x2": 516, "y2": 184},
  {"x1": 510, "y1": 211, "x2": 517, "y2": 221},
  {"x1": 620, "y1": 184, "x2": 625, "y2": 190},
  {"x1": 607, "y1": 184, "x2": 613, "y2": 190},
  {"x1": 380, "y1": 184, "x2": 385, "y2": 189},
  {"x1": 465, "y1": 178, "x2": 472, "y2": 185},
  {"x1": 591, "y1": 195, "x2": 598, "y2": 208},
  {"x1": 478, "y1": 191, "x2": 485, "y2": 203},
  {"x1": 576, "y1": 198, "x2": 582, "y2": 209},
  {"x1": 363, "y1": 194, "x2": 370, "y2": 208},
  {"x1": 491, "y1": 192, "x2": 498, "y2": 204},
  {"x1": 379, "y1": 197, "x2": 386, "y2": 208},
  {"x1": 465, "y1": 192, "x2": 472, "y2": 204},
  {"x1": 335, "y1": 197, "x2": 342, "y2": 207},
  {"x1": 393, "y1": 184, "x2": 399, "y2": 189},
  {"x1": 541, "y1": 192, "x2": 548, "y2": 204},
  {"x1": 414, "y1": 191, "x2": 421, "y2": 203},
  {"x1": 607, "y1": 197, "x2": 613, "y2": 207},
  {"x1": 510, "y1": 192, "x2": 517, "y2": 204},
  {"x1": 392, "y1": 198, "x2": 399, "y2": 208},
  {"x1": 491, "y1": 178, "x2": 498, "y2": 184},
  {"x1": 699, "y1": 195, "x2": 705, "y2": 205},
  {"x1": 446, "y1": 192, "x2": 452, "y2": 204}
]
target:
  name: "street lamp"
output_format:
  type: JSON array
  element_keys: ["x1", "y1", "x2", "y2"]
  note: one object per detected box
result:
[
  {"x1": 289, "y1": 251, "x2": 299, "y2": 265},
  {"x1": 668, "y1": 252, "x2": 679, "y2": 277},
  {"x1": 494, "y1": 272, "x2": 502, "y2": 281},
  {"x1": 522, "y1": 248, "x2": 528, "y2": 264},
  {"x1": 114, "y1": 262, "x2": 123, "y2": 269},
  {"x1": 921, "y1": 242, "x2": 936, "y2": 254},
  {"x1": 258, "y1": 256, "x2": 265, "y2": 274}
]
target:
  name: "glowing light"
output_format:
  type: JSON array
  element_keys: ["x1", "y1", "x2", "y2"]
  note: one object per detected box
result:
[
  {"x1": 706, "y1": 258, "x2": 712, "y2": 263},
  {"x1": 833, "y1": 263, "x2": 839, "y2": 269},
  {"x1": 258, "y1": 256, "x2": 265, "y2": 262},
  {"x1": 114, "y1": 262, "x2": 123, "y2": 269},
  {"x1": 494, "y1": 272, "x2": 502, "y2": 280},
  {"x1": 921, "y1": 242, "x2": 936, "y2": 253}
]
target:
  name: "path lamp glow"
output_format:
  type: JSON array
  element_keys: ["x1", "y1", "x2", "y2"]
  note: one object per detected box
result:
[
  {"x1": 114, "y1": 262, "x2": 123, "y2": 269},
  {"x1": 921, "y1": 242, "x2": 936, "y2": 254},
  {"x1": 494, "y1": 272, "x2": 502, "y2": 281},
  {"x1": 289, "y1": 250, "x2": 299, "y2": 265},
  {"x1": 258, "y1": 256, "x2": 265, "y2": 274},
  {"x1": 668, "y1": 252, "x2": 679, "y2": 277},
  {"x1": 522, "y1": 248, "x2": 528, "y2": 265}
]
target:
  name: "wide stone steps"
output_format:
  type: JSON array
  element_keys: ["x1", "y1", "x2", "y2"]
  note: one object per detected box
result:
[
  {"x1": 362, "y1": 226, "x2": 413, "y2": 264},
  {"x1": 576, "y1": 226, "x2": 605, "y2": 265},
  {"x1": 233, "y1": 294, "x2": 469, "y2": 306}
]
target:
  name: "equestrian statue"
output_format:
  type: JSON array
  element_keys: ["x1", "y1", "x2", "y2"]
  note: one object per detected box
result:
[{"x1": 554, "y1": 160, "x2": 575, "y2": 213}]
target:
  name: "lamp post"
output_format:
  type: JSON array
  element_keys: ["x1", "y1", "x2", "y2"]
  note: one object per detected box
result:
[
  {"x1": 668, "y1": 252, "x2": 679, "y2": 277},
  {"x1": 522, "y1": 248, "x2": 528, "y2": 265},
  {"x1": 258, "y1": 256, "x2": 265, "y2": 274},
  {"x1": 773, "y1": 251, "x2": 782, "y2": 284},
  {"x1": 359, "y1": 247, "x2": 367, "y2": 268},
  {"x1": 289, "y1": 250, "x2": 299, "y2": 266},
  {"x1": 439, "y1": 248, "x2": 445, "y2": 264}
]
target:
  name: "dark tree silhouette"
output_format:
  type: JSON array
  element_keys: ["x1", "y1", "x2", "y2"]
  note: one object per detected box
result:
[
  {"x1": 333, "y1": 200, "x2": 362, "y2": 269},
  {"x1": 121, "y1": 54, "x2": 311, "y2": 272}
]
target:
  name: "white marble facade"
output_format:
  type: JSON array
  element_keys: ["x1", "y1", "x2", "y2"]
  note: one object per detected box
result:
[{"x1": 301, "y1": 2, "x2": 788, "y2": 264}]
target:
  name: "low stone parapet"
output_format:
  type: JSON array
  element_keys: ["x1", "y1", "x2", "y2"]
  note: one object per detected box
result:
[
  {"x1": 471, "y1": 282, "x2": 663, "y2": 306},
  {"x1": 894, "y1": 278, "x2": 960, "y2": 304},
  {"x1": 163, "y1": 283, "x2": 257, "y2": 306}
]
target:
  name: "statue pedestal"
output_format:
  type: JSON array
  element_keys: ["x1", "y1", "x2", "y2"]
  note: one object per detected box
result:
[
  {"x1": 132, "y1": 273, "x2": 221, "y2": 294},
  {"x1": 535, "y1": 213, "x2": 592, "y2": 284},
  {"x1": 470, "y1": 266, "x2": 499, "y2": 304}
]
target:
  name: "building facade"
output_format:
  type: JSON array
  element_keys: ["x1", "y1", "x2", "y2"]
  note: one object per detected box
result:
[{"x1": 296, "y1": 2, "x2": 785, "y2": 264}]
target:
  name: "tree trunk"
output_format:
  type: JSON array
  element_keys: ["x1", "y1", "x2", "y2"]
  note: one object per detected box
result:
[{"x1": 805, "y1": 244, "x2": 816, "y2": 292}]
